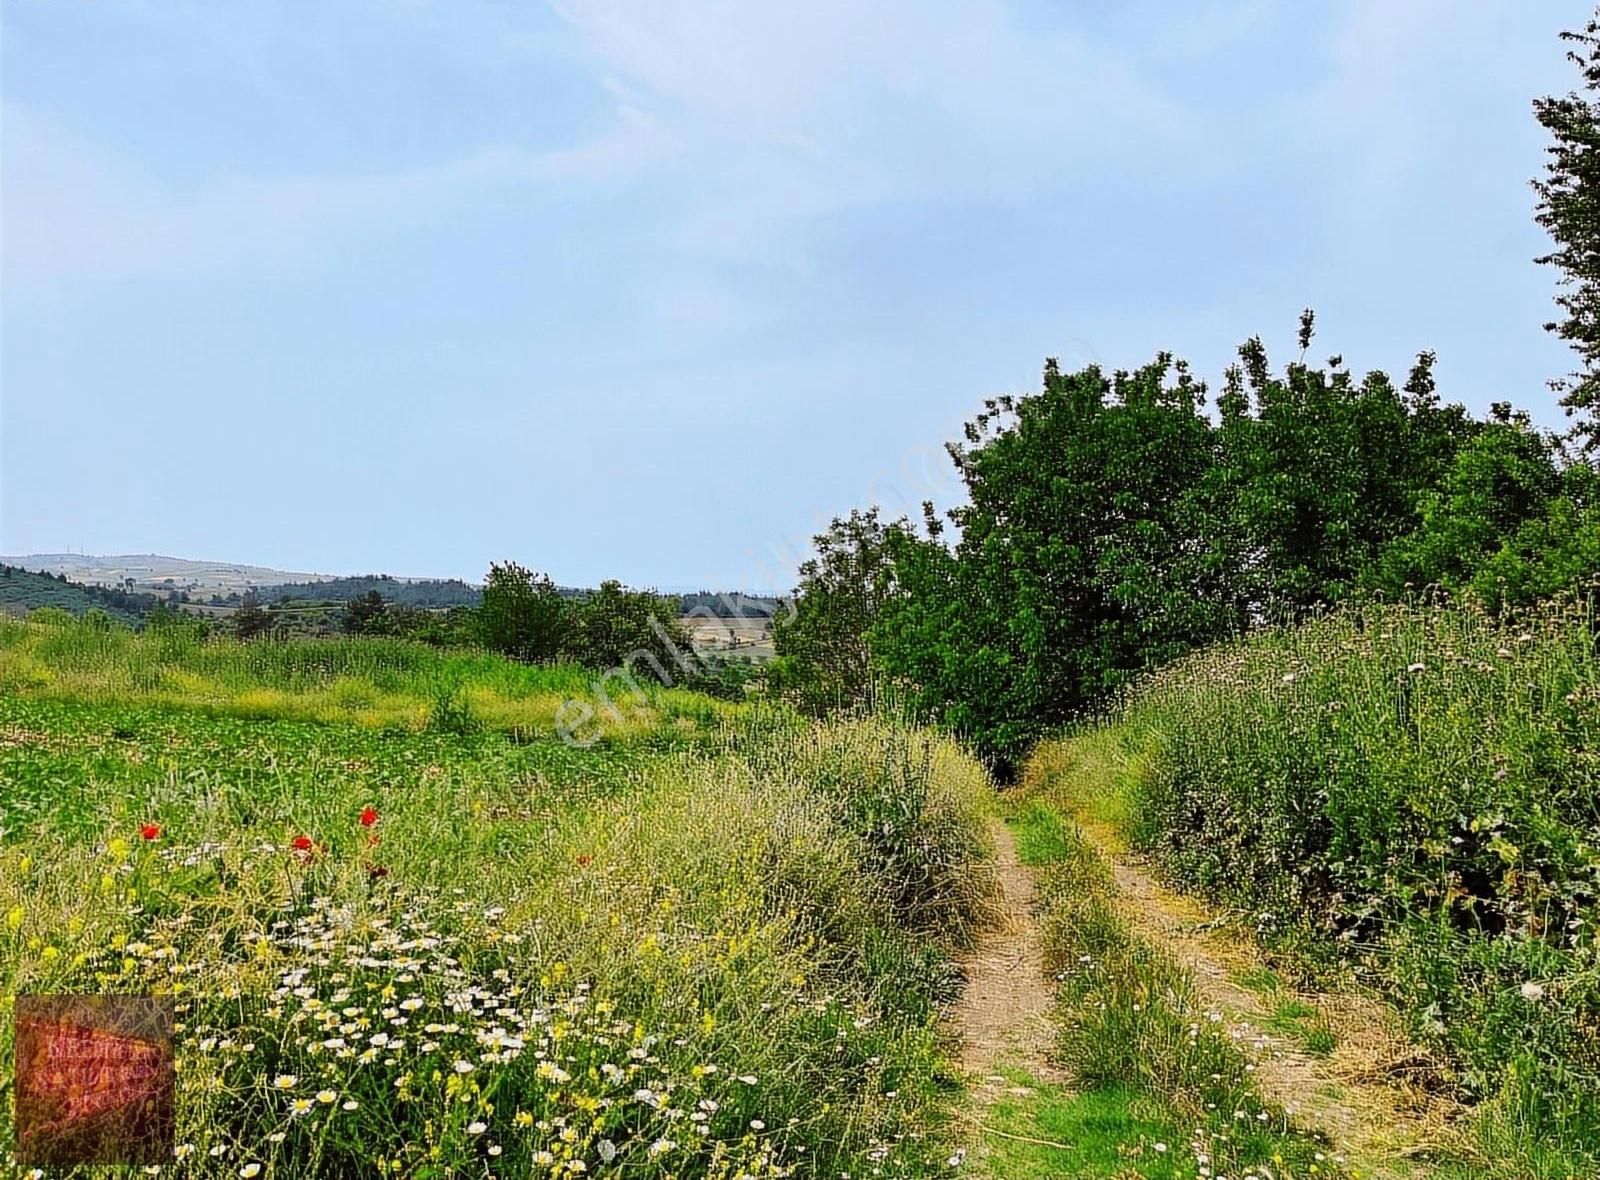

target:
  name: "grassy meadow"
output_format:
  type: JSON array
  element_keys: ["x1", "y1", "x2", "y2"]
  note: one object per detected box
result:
[
  {"x1": 0, "y1": 610, "x2": 731, "y2": 741},
  {"x1": 1027, "y1": 596, "x2": 1600, "y2": 1178},
  {"x1": 1, "y1": 613, "x2": 998, "y2": 1177},
  {"x1": 7, "y1": 598, "x2": 1598, "y2": 1177}
]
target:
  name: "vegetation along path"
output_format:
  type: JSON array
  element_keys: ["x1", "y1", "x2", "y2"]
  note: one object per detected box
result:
[
  {"x1": 954, "y1": 790, "x2": 1467, "y2": 1177},
  {"x1": 1007, "y1": 729, "x2": 1484, "y2": 1178}
]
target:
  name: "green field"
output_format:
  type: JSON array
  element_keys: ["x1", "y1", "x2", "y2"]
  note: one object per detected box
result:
[{"x1": 0, "y1": 614, "x2": 997, "y2": 1177}]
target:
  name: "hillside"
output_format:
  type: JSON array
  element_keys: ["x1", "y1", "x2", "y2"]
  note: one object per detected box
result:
[
  {"x1": 1, "y1": 553, "x2": 333, "y2": 594},
  {"x1": 0, "y1": 563, "x2": 153, "y2": 626}
]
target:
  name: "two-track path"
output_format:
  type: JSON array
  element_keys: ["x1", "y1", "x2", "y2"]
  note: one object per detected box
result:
[{"x1": 951, "y1": 815, "x2": 1462, "y2": 1178}]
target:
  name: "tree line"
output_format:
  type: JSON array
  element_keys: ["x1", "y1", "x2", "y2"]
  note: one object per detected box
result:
[
  {"x1": 262, "y1": 574, "x2": 485, "y2": 608},
  {"x1": 325, "y1": 563, "x2": 750, "y2": 698},
  {"x1": 772, "y1": 326, "x2": 1597, "y2": 773}
]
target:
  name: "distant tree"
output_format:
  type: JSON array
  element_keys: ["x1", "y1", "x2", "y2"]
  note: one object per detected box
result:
[
  {"x1": 564, "y1": 580, "x2": 692, "y2": 679},
  {"x1": 770, "y1": 508, "x2": 902, "y2": 716},
  {"x1": 144, "y1": 599, "x2": 211, "y2": 639},
  {"x1": 144, "y1": 600, "x2": 180, "y2": 629},
  {"x1": 343, "y1": 590, "x2": 388, "y2": 635},
  {"x1": 267, "y1": 574, "x2": 482, "y2": 608},
  {"x1": 232, "y1": 592, "x2": 274, "y2": 641},
  {"x1": 1534, "y1": 7, "x2": 1600, "y2": 451},
  {"x1": 477, "y1": 562, "x2": 567, "y2": 662}
]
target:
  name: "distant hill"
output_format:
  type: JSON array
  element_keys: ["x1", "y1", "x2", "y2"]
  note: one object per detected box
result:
[
  {"x1": 678, "y1": 591, "x2": 784, "y2": 618},
  {"x1": 0, "y1": 564, "x2": 155, "y2": 626},
  {"x1": 2, "y1": 553, "x2": 786, "y2": 620},
  {"x1": 261, "y1": 574, "x2": 483, "y2": 608},
  {"x1": 2, "y1": 553, "x2": 332, "y2": 594}
]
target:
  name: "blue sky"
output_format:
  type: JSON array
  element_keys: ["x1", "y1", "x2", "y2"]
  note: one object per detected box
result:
[{"x1": 0, "y1": 1, "x2": 1582, "y2": 590}]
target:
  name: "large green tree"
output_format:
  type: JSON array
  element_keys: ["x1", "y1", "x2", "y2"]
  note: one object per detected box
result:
[
  {"x1": 786, "y1": 323, "x2": 1486, "y2": 772},
  {"x1": 892, "y1": 355, "x2": 1237, "y2": 770},
  {"x1": 1216, "y1": 317, "x2": 1473, "y2": 617},
  {"x1": 770, "y1": 508, "x2": 903, "y2": 716}
]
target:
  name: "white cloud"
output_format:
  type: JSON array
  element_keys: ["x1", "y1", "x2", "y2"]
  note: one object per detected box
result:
[
  {"x1": 544, "y1": 0, "x2": 1222, "y2": 280},
  {"x1": 553, "y1": 0, "x2": 1205, "y2": 193},
  {"x1": 0, "y1": 101, "x2": 677, "y2": 284}
]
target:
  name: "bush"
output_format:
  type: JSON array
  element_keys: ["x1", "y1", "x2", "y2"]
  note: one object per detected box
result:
[
  {"x1": 425, "y1": 682, "x2": 481, "y2": 735},
  {"x1": 478, "y1": 561, "x2": 567, "y2": 662}
]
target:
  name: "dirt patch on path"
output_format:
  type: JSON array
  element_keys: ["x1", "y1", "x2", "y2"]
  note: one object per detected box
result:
[
  {"x1": 1100, "y1": 840, "x2": 1463, "y2": 1178},
  {"x1": 952, "y1": 819, "x2": 1063, "y2": 1087}
]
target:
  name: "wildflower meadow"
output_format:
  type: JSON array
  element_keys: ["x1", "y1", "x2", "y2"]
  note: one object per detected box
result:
[{"x1": 1, "y1": 613, "x2": 997, "y2": 1178}]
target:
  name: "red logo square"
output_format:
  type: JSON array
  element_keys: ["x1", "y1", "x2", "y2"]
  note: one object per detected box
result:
[{"x1": 14, "y1": 994, "x2": 175, "y2": 1166}]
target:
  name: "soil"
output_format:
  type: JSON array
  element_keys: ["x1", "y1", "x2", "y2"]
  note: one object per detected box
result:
[
  {"x1": 1101, "y1": 838, "x2": 1463, "y2": 1178},
  {"x1": 952, "y1": 819, "x2": 1064, "y2": 1088}
]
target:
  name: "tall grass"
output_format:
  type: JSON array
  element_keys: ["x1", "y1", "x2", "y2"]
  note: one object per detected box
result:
[
  {"x1": 1, "y1": 641, "x2": 997, "y2": 1176},
  {"x1": 0, "y1": 613, "x2": 729, "y2": 742},
  {"x1": 1104, "y1": 595, "x2": 1600, "y2": 1174}
]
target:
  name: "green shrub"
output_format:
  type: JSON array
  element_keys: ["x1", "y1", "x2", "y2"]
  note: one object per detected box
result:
[{"x1": 425, "y1": 681, "x2": 481, "y2": 735}]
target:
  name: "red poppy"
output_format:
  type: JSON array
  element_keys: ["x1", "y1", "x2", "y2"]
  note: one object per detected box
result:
[
  {"x1": 291, "y1": 834, "x2": 314, "y2": 852},
  {"x1": 359, "y1": 807, "x2": 379, "y2": 828},
  {"x1": 139, "y1": 823, "x2": 162, "y2": 841},
  {"x1": 365, "y1": 863, "x2": 389, "y2": 879},
  {"x1": 575, "y1": 853, "x2": 592, "y2": 867}
]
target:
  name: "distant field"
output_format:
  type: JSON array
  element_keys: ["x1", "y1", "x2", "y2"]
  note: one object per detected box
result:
[
  {"x1": 1, "y1": 553, "x2": 335, "y2": 595},
  {"x1": 681, "y1": 615, "x2": 776, "y2": 661}
]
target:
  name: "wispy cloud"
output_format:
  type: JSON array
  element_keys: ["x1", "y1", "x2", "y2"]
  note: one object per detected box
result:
[{"x1": 2, "y1": 101, "x2": 676, "y2": 285}]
